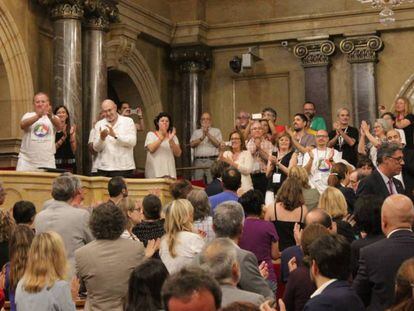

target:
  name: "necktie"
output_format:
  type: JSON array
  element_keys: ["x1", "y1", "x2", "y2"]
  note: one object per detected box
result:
[{"x1": 388, "y1": 179, "x2": 394, "y2": 195}]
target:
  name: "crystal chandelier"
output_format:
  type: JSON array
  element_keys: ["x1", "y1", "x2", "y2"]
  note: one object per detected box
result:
[{"x1": 357, "y1": 0, "x2": 414, "y2": 24}]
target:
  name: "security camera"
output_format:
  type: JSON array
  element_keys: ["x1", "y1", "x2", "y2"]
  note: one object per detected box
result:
[
  {"x1": 281, "y1": 41, "x2": 288, "y2": 47},
  {"x1": 229, "y1": 56, "x2": 242, "y2": 73}
]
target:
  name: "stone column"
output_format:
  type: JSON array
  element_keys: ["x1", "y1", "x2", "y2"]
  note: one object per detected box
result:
[
  {"x1": 170, "y1": 46, "x2": 212, "y2": 177},
  {"x1": 38, "y1": 0, "x2": 84, "y2": 173},
  {"x1": 294, "y1": 39, "x2": 336, "y2": 129},
  {"x1": 340, "y1": 35, "x2": 383, "y2": 126},
  {"x1": 82, "y1": 0, "x2": 118, "y2": 175}
]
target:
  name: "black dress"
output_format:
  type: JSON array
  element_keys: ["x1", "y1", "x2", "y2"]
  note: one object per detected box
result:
[
  {"x1": 55, "y1": 130, "x2": 76, "y2": 172},
  {"x1": 267, "y1": 150, "x2": 294, "y2": 195},
  {"x1": 272, "y1": 204, "x2": 304, "y2": 251}
]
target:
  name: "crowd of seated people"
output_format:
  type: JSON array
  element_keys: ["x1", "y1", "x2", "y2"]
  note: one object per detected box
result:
[{"x1": 2, "y1": 95, "x2": 414, "y2": 310}]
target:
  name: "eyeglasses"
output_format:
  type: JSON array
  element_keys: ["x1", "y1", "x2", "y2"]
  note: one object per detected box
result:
[
  {"x1": 388, "y1": 156, "x2": 404, "y2": 163},
  {"x1": 316, "y1": 135, "x2": 328, "y2": 138},
  {"x1": 133, "y1": 208, "x2": 143, "y2": 213}
]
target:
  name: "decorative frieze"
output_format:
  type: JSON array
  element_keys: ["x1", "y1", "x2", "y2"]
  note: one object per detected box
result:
[
  {"x1": 293, "y1": 40, "x2": 335, "y2": 67},
  {"x1": 38, "y1": 0, "x2": 84, "y2": 20}
]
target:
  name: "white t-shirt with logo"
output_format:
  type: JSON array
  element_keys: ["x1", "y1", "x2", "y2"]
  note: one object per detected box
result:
[{"x1": 16, "y1": 112, "x2": 56, "y2": 171}]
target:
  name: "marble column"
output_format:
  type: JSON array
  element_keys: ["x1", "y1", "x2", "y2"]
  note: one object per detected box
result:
[
  {"x1": 340, "y1": 35, "x2": 383, "y2": 126},
  {"x1": 294, "y1": 39, "x2": 336, "y2": 130},
  {"x1": 82, "y1": 0, "x2": 118, "y2": 175},
  {"x1": 39, "y1": 0, "x2": 84, "y2": 173},
  {"x1": 170, "y1": 46, "x2": 212, "y2": 177}
]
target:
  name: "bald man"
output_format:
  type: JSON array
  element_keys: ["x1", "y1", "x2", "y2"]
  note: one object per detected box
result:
[
  {"x1": 353, "y1": 194, "x2": 414, "y2": 311},
  {"x1": 92, "y1": 99, "x2": 137, "y2": 177}
]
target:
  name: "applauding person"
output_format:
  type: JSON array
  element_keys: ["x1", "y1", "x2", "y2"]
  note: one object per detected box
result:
[
  {"x1": 54, "y1": 105, "x2": 77, "y2": 172},
  {"x1": 145, "y1": 112, "x2": 182, "y2": 179}
]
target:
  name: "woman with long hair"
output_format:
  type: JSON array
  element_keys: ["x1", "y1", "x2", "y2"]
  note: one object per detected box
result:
[
  {"x1": 15, "y1": 231, "x2": 75, "y2": 311},
  {"x1": 288, "y1": 166, "x2": 320, "y2": 211},
  {"x1": 159, "y1": 199, "x2": 205, "y2": 273},
  {"x1": 389, "y1": 258, "x2": 414, "y2": 311},
  {"x1": 219, "y1": 130, "x2": 254, "y2": 194},
  {"x1": 392, "y1": 96, "x2": 414, "y2": 148},
  {"x1": 0, "y1": 210, "x2": 14, "y2": 269},
  {"x1": 54, "y1": 105, "x2": 77, "y2": 172},
  {"x1": 264, "y1": 177, "x2": 308, "y2": 251},
  {"x1": 124, "y1": 259, "x2": 169, "y2": 311},
  {"x1": 327, "y1": 162, "x2": 356, "y2": 213},
  {"x1": 3, "y1": 225, "x2": 34, "y2": 311}
]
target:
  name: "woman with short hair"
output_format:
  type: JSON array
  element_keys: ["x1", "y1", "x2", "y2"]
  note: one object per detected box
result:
[
  {"x1": 187, "y1": 189, "x2": 215, "y2": 242},
  {"x1": 15, "y1": 231, "x2": 75, "y2": 311}
]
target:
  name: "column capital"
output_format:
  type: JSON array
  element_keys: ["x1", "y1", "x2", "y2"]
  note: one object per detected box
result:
[
  {"x1": 84, "y1": 0, "x2": 119, "y2": 31},
  {"x1": 38, "y1": 0, "x2": 84, "y2": 20},
  {"x1": 339, "y1": 35, "x2": 383, "y2": 63},
  {"x1": 170, "y1": 45, "x2": 212, "y2": 73},
  {"x1": 293, "y1": 40, "x2": 335, "y2": 68}
]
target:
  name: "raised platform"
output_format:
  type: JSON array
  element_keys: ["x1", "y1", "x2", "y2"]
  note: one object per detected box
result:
[{"x1": 0, "y1": 171, "x2": 175, "y2": 212}]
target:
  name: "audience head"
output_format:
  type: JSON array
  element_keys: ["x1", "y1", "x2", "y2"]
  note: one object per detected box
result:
[
  {"x1": 386, "y1": 129, "x2": 403, "y2": 146},
  {"x1": 200, "y1": 112, "x2": 212, "y2": 128},
  {"x1": 376, "y1": 142, "x2": 404, "y2": 177},
  {"x1": 108, "y1": 176, "x2": 127, "y2": 198},
  {"x1": 315, "y1": 130, "x2": 329, "y2": 148},
  {"x1": 327, "y1": 162, "x2": 349, "y2": 188},
  {"x1": 392, "y1": 257, "x2": 414, "y2": 310},
  {"x1": 142, "y1": 194, "x2": 162, "y2": 220},
  {"x1": 348, "y1": 170, "x2": 363, "y2": 192},
  {"x1": 51, "y1": 175, "x2": 76, "y2": 202},
  {"x1": 308, "y1": 234, "x2": 351, "y2": 281},
  {"x1": 238, "y1": 189, "x2": 264, "y2": 217},
  {"x1": 9, "y1": 224, "x2": 35, "y2": 289},
  {"x1": 164, "y1": 199, "x2": 194, "y2": 257},
  {"x1": 277, "y1": 133, "x2": 293, "y2": 151},
  {"x1": 210, "y1": 160, "x2": 229, "y2": 180},
  {"x1": 356, "y1": 156, "x2": 374, "y2": 176},
  {"x1": 125, "y1": 259, "x2": 169, "y2": 311},
  {"x1": 0, "y1": 210, "x2": 14, "y2": 243},
  {"x1": 90, "y1": 202, "x2": 126, "y2": 240},
  {"x1": 303, "y1": 102, "x2": 316, "y2": 120},
  {"x1": 318, "y1": 187, "x2": 348, "y2": 219},
  {"x1": 228, "y1": 130, "x2": 247, "y2": 151},
  {"x1": 200, "y1": 238, "x2": 239, "y2": 285},
  {"x1": 0, "y1": 181, "x2": 6, "y2": 205},
  {"x1": 222, "y1": 167, "x2": 241, "y2": 192},
  {"x1": 381, "y1": 194, "x2": 414, "y2": 236},
  {"x1": 162, "y1": 266, "x2": 222, "y2": 311},
  {"x1": 301, "y1": 223, "x2": 330, "y2": 258},
  {"x1": 262, "y1": 107, "x2": 277, "y2": 122},
  {"x1": 276, "y1": 177, "x2": 305, "y2": 211},
  {"x1": 60, "y1": 173, "x2": 84, "y2": 205},
  {"x1": 170, "y1": 179, "x2": 193, "y2": 199},
  {"x1": 213, "y1": 201, "x2": 244, "y2": 240},
  {"x1": 374, "y1": 118, "x2": 392, "y2": 137},
  {"x1": 101, "y1": 99, "x2": 118, "y2": 123},
  {"x1": 22, "y1": 231, "x2": 67, "y2": 293},
  {"x1": 250, "y1": 121, "x2": 263, "y2": 139},
  {"x1": 305, "y1": 208, "x2": 334, "y2": 232},
  {"x1": 293, "y1": 113, "x2": 308, "y2": 131},
  {"x1": 354, "y1": 195, "x2": 383, "y2": 236},
  {"x1": 12, "y1": 200, "x2": 36, "y2": 225},
  {"x1": 154, "y1": 112, "x2": 173, "y2": 132},
  {"x1": 381, "y1": 112, "x2": 396, "y2": 128},
  {"x1": 32, "y1": 92, "x2": 50, "y2": 115},
  {"x1": 187, "y1": 189, "x2": 211, "y2": 222},
  {"x1": 119, "y1": 198, "x2": 142, "y2": 230},
  {"x1": 288, "y1": 166, "x2": 311, "y2": 189},
  {"x1": 53, "y1": 105, "x2": 71, "y2": 128},
  {"x1": 236, "y1": 111, "x2": 250, "y2": 128},
  {"x1": 336, "y1": 108, "x2": 351, "y2": 126},
  {"x1": 392, "y1": 96, "x2": 412, "y2": 116},
  {"x1": 119, "y1": 101, "x2": 131, "y2": 115}
]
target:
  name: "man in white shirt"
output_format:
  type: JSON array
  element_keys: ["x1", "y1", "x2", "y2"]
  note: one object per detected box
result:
[
  {"x1": 190, "y1": 112, "x2": 222, "y2": 184},
  {"x1": 16, "y1": 92, "x2": 62, "y2": 171},
  {"x1": 93, "y1": 99, "x2": 137, "y2": 177}
]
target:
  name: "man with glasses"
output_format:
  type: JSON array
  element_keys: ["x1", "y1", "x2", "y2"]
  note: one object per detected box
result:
[
  {"x1": 357, "y1": 142, "x2": 405, "y2": 202},
  {"x1": 303, "y1": 130, "x2": 341, "y2": 194},
  {"x1": 190, "y1": 112, "x2": 222, "y2": 184}
]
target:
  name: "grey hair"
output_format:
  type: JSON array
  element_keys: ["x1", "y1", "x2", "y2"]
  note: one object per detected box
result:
[
  {"x1": 376, "y1": 118, "x2": 392, "y2": 133},
  {"x1": 60, "y1": 172, "x2": 82, "y2": 191},
  {"x1": 377, "y1": 142, "x2": 403, "y2": 165},
  {"x1": 187, "y1": 189, "x2": 211, "y2": 221},
  {"x1": 51, "y1": 176, "x2": 76, "y2": 201},
  {"x1": 336, "y1": 107, "x2": 350, "y2": 116},
  {"x1": 213, "y1": 201, "x2": 244, "y2": 238},
  {"x1": 199, "y1": 238, "x2": 238, "y2": 283}
]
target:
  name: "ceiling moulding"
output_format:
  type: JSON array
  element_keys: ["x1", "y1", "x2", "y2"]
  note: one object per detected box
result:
[{"x1": 170, "y1": 21, "x2": 209, "y2": 47}]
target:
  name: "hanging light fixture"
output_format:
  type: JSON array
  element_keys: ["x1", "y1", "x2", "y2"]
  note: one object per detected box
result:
[{"x1": 357, "y1": 0, "x2": 414, "y2": 24}]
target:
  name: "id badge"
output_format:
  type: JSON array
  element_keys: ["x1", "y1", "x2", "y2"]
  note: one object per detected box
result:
[
  {"x1": 273, "y1": 173, "x2": 282, "y2": 183},
  {"x1": 253, "y1": 162, "x2": 260, "y2": 172},
  {"x1": 337, "y1": 151, "x2": 343, "y2": 159}
]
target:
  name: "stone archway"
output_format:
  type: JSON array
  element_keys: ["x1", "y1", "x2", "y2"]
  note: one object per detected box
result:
[{"x1": 0, "y1": 2, "x2": 34, "y2": 138}]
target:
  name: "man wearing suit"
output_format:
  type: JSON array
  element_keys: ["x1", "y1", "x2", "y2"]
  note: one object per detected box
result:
[
  {"x1": 75, "y1": 203, "x2": 146, "y2": 311},
  {"x1": 356, "y1": 142, "x2": 405, "y2": 202},
  {"x1": 353, "y1": 194, "x2": 414, "y2": 310},
  {"x1": 35, "y1": 175, "x2": 93, "y2": 278},
  {"x1": 212, "y1": 201, "x2": 273, "y2": 299},
  {"x1": 199, "y1": 238, "x2": 265, "y2": 307},
  {"x1": 304, "y1": 234, "x2": 364, "y2": 311}
]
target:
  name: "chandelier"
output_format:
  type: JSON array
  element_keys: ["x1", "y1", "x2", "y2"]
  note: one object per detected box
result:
[{"x1": 357, "y1": 0, "x2": 414, "y2": 24}]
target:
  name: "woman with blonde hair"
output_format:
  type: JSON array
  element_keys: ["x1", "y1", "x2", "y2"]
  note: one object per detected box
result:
[
  {"x1": 159, "y1": 199, "x2": 205, "y2": 273},
  {"x1": 318, "y1": 187, "x2": 355, "y2": 243},
  {"x1": 392, "y1": 96, "x2": 414, "y2": 148},
  {"x1": 288, "y1": 166, "x2": 320, "y2": 210},
  {"x1": 119, "y1": 198, "x2": 143, "y2": 241},
  {"x1": 15, "y1": 231, "x2": 75, "y2": 311}
]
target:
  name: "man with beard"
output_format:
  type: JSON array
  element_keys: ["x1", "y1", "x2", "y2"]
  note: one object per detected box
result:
[
  {"x1": 303, "y1": 102, "x2": 327, "y2": 135},
  {"x1": 328, "y1": 108, "x2": 359, "y2": 166}
]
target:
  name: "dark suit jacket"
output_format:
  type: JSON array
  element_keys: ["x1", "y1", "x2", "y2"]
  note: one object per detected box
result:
[
  {"x1": 353, "y1": 230, "x2": 414, "y2": 310},
  {"x1": 304, "y1": 280, "x2": 364, "y2": 311},
  {"x1": 356, "y1": 169, "x2": 404, "y2": 203},
  {"x1": 403, "y1": 148, "x2": 414, "y2": 201},
  {"x1": 205, "y1": 178, "x2": 223, "y2": 197}
]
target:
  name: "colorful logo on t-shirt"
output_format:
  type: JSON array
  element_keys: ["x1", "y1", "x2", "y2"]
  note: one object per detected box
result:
[
  {"x1": 317, "y1": 158, "x2": 332, "y2": 172},
  {"x1": 33, "y1": 123, "x2": 50, "y2": 138}
]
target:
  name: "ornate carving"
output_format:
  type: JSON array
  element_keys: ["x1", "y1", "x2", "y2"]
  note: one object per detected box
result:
[
  {"x1": 170, "y1": 46, "x2": 212, "y2": 73},
  {"x1": 293, "y1": 40, "x2": 335, "y2": 67},
  {"x1": 115, "y1": 37, "x2": 136, "y2": 65},
  {"x1": 38, "y1": 0, "x2": 84, "y2": 20},
  {"x1": 84, "y1": 0, "x2": 119, "y2": 31},
  {"x1": 339, "y1": 35, "x2": 383, "y2": 63}
]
